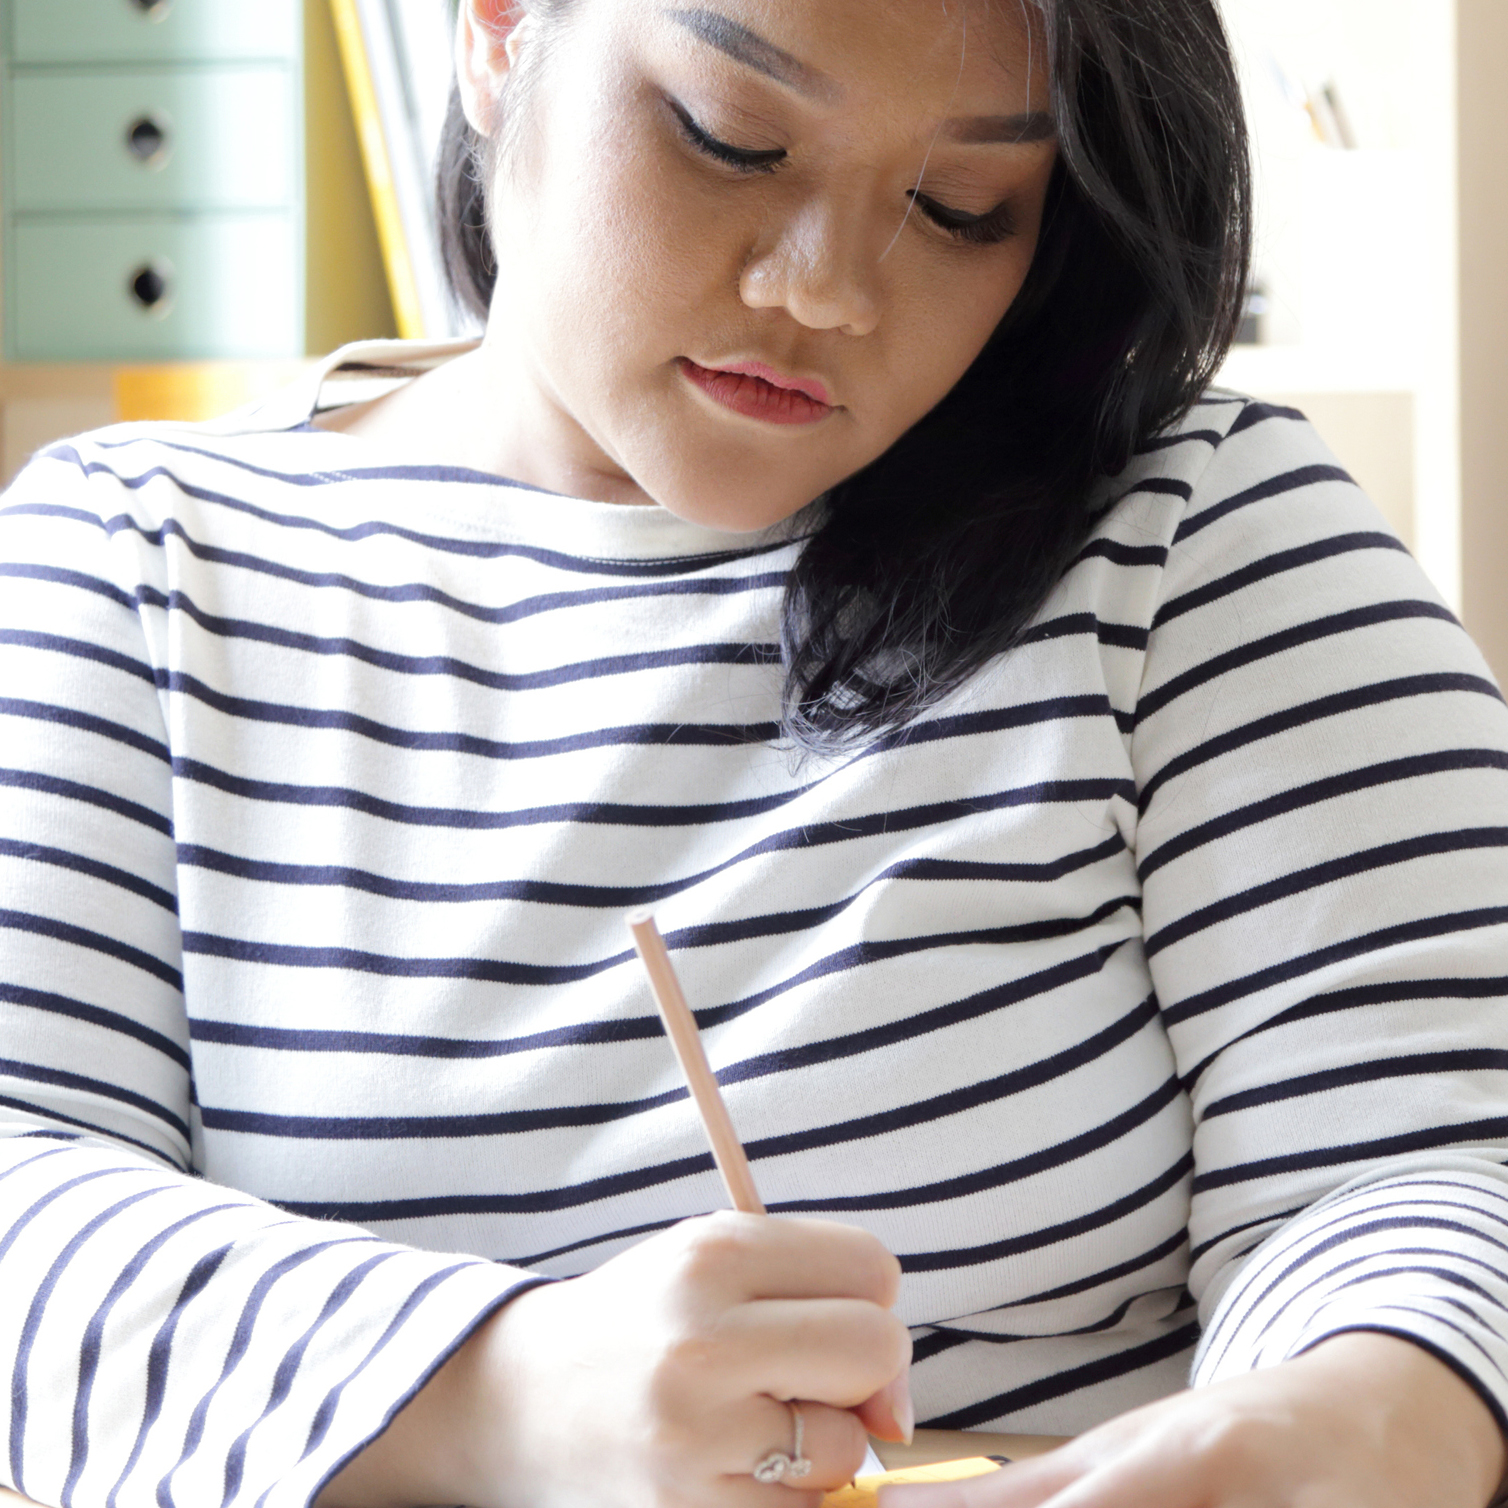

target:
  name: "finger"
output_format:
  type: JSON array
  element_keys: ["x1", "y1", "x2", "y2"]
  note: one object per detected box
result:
[
  {"x1": 881, "y1": 1451, "x2": 1080, "y2": 1508},
  {"x1": 726, "y1": 1397, "x2": 869, "y2": 1491},
  {"x1": 720, "y1": 1297, "x2": 912, "y2": 1403},
  {"x1": 710, "y1": 1477, "x2": 824, "y2": 1508},
  {"x1": 666, "y1": 1211, "x2": 902, "y2": 1307},
  {"x1": 853, "y1": 1368, "x2": 915, "y2": 1444}
]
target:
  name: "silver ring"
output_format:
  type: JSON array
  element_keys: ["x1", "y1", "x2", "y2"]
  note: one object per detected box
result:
[{"x1": 753, "y1": 1401, "x2": 813, "y2": 1484}]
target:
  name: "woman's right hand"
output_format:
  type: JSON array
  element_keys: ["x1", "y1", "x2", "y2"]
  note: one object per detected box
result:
[{"x1": 318, "y1": 1211, "x2": 914, "y2": 1508}]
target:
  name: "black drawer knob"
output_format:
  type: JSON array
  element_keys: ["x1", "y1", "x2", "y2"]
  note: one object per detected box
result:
[
  {"x1": 125, "y1": 114, "x2": 172, "y2": 167},
  {"x1": 127, "y1": 0, "x2": 173, "y2": 18},
  {"x1": 129, "y1": 261, "x2": 174, "y2": 317}
]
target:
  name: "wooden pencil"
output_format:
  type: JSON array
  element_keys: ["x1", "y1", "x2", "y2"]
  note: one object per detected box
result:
[{"x1": 627, "y1": 910, "x2": 766, "y2": 1216}]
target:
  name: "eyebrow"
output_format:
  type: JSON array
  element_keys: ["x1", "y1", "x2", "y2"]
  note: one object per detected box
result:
[
  {"x1": 943, "y1": 112, "x2": 1057, "y2": 145},
  {"x1": 662, "y1": 7, "x2": 1056, "y2": 147},
  {"x1": 663, "y1": 8, "x2": 838, "y2": 101}
]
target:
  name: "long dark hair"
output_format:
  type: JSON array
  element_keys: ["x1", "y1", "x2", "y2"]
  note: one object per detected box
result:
[{"x1": 437, "y1": 0, "x2": 1251, "y2": 750}]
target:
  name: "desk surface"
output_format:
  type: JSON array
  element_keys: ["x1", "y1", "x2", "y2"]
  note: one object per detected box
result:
[{"x1": 0, "y1": 1428, "x2": 1068, "y2": 1506}]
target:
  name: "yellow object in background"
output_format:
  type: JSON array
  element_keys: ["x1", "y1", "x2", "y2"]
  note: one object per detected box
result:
[
  {"x1": 327, "y1": 0, "x2": 425, "y2": 340},
  {"x1": 113, "y1": 363, "x2": 310, "y2": 424},
  {"x1": 823, "y1": 1456, "x2": 1007, "y2": 1508}
]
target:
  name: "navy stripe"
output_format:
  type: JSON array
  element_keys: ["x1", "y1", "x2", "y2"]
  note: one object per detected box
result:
[
  {"x1": 0, "y1": 907, "x2": 181, "y2": 989},
  {"x1": 0, "y1": 1164, "x2": 120, "y2": 1267},
  {"x1": 1203, "y1": 1049, "x2": 1508, "y2": 1121},
  {"x1": 1181, "y1": 977, "x2": 1508, "y2": 1089},
  {"x1": 0, "y1": 561, "x2": 138, "y2": 614},
  {"x1": 177, "y1": 831, "x2": 1125, "y2": 912},
  {"x1": 0, "y1": 1056, "x2": 189, "y2": 1140},
  {"x1": 7, "y1": 515, "x2": 790, "y2": 629},
  {"x1": 161, "y1": 1237, "x2": 376, "y2": 1501},
  {"x1": 1018, "y1": 612, "x2": 1148, "y2": 652},
  {"x1": 170, "y1": 750, "x2": 1133, "y2": 835},
  {"x1": 1227, "y1": 400, "x2": 1307, "y2": 435},
  {"x1": 0, "y1": 981, "x2": 188, "y2": 1067},
  {"x1": 60, "y1": 444, "x2": 792, "y2": 577},
  {"x1": 200, "y1": 992, "x2": 1156, "y2": 1145},
  {"x1": 0, "y1": 628, "x2": 157, "y2": 688},
  {"x1": 182, "y1": 895, "x2": 1127, "y2": 988},
  {"x1": 1136, "y1": 429, "x2": 1225, "y2": 454},
  {"x1": 896, "y1": 1153, "x2": 1193, "y2": 1274},
  {"x1": 1187, "y1": 1205, "x2": 1305, "y2": 1265},
  {"x1": 64, "y1": 1205, "x2": 236, "y2": 1508},
  {"x1": 922, "y1": 1322, "x2": 1200, "y2": 1429},
  {"x1": 1071, "y1": 538, "x2": 1170, "y2": 568},
  {"x1": 774, "y1": 1076, "x2": 1182, "y2": 1216},
  {"x1": 1139, "y1": 752, "x2": 1508, "y2": 881},
  {"x1": 1163, "y1": 906, "x2": 1508, "y2": 1027},
  {"x1": 135, "y1": 581, "x2": 781, "y2": 691},
  {"x1": 1194, "y1": 1116, "x2": 1508, "y2": 1194},
  {"x1": 221, "y1": 1252, "x2": 399, "y2": 1508},
  {"x1": 1138, "y1": 673, "x2": 1504, "y2": 814},
  {"x1": 0, "y1": 837, "x2": 177, "y2": 913},
  {"x1": 188, "y1": 938, "x2": 1124, "y2": 1066},
  {"x1": 1145, "y1": 828, "x2": 1508, "y2": 959},
  {"x1": 0, "y1": 695, "x2": 169, "y2": 764},
  {"x1": 10, "y1": 1185, "x2": 167, "y2": 1495},
  {"x1": 162, "y1": 670, "x2": 775, "y2": 760},
  {"x1": 1172, "y1": 463, "x2": 1353, "y2": 545},
  {"x1": 1204, "y1": 1204, "x2": 1508, "y2": 1375},
  {"x1": 106, "y1": 1242, "x2": 235, "y2": 1508},
  {"x1": 301, "y1": 1274, "x2": 545, "y2": 1505},
  {"x1": 1152, "y1": 532, "x2": 1408, "y2": 630},
  {"x1": 986, "y1": 1228, "x2": 1190, "y2": 1312},
  {"x1": 0, "y1": 1091, "x2": 182, "y2": 1165},
  {"x1": 0, "y1": 766, "x2": 173, "y2": 837},
  {"x1": 1137, "y1": 601, "x2": 1459, "y2": 725}
]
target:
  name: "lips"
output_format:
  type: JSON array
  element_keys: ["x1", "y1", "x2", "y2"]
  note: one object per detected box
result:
[{"x1": 679, "y1": 358, "x2": 835, "y2": 426}]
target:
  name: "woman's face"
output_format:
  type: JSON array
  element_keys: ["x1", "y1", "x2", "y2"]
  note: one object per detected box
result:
[{"x1": 461, "y1": 0, "x2": 1058, "y2": 530}]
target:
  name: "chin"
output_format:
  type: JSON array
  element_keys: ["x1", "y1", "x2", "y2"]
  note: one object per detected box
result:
[
  {"x1": 658, "y1": 488, "x2": 816, "y2": 535},
  {"x1": 644, "y1": 457, "x2": 827, "y2": 535}
]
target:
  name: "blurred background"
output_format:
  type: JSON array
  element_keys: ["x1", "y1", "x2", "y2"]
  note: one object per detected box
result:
[{"x1": 1, "y1": 0, "x2": 1505, "y2": 676}]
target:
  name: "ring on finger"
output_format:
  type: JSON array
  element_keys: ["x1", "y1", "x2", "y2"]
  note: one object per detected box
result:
[{"x1": 754, "y1": 1401, "x2": 813, "y2": 1484}]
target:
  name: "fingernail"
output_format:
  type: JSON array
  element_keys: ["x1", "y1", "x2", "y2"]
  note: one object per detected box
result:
[{"x1": 885, "y1": 1369, "x2": 915, "y2": 1445}]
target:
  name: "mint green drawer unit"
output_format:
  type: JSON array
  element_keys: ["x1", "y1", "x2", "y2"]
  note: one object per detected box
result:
[
  {"x1": 11, "y1": 66, "x2": 297, "y2": 212},
  {"x1": 10, "y1": 0, "x2": 300, "y2": 65},
  {"x1": 10, "y1": 214, "x2": 302, "y2": 360}
]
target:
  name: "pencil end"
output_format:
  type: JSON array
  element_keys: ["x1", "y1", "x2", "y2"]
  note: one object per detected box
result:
[{"x1": 626, "y1": 907, "x2": 656, "y2": 931}]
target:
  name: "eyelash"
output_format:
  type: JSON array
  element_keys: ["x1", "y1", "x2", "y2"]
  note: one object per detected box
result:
[{"x1": 667, "y1": 101, "x2": 1018, "y2": 246}]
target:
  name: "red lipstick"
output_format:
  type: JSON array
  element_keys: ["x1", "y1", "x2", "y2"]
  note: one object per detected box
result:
[{"x1": 679, "y1": 358, "x2": 834, "y2": 426}]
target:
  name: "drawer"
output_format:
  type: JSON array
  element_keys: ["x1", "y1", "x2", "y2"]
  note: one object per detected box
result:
[
  {"x1": 7, "y1": 214, "x2": 303, "y2": 360},
  {"x1": 10, "y1": 66, "x2": 298, "y2": 212},
  {"x1": 9, "y1": 0, "x2": 300, "y2": 65}
]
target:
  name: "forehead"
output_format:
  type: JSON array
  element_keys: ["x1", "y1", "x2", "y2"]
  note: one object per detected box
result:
[{"x1": 646, "y1": 0, "x2": 1048, "y2": 112}]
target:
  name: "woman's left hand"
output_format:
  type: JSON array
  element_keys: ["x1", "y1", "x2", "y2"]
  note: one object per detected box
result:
[{"x1": 882, "y1": 1332, "x2": 1506, "y2": 1508}]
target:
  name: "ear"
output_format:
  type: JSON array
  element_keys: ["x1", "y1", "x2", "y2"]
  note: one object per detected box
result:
[{"x1": 455, "y1": 0, "x2": 533, "y2": 137}]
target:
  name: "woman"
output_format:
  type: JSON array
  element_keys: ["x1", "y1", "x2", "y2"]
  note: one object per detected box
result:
[{"x1": 1, "y1": 0, "x2": 1506, "y2": 1505}]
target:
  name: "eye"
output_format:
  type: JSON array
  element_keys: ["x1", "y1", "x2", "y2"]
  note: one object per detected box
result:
[
  {"x1": 668, "y1": 99, "x2": 785, "y2": 175},
  {"x1": 912, "y1": 191, "x2": 1018, "y2": 246}
]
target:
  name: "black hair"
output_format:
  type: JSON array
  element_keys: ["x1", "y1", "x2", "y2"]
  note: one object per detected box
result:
[{"x1": 437, "y1": 0, "x2": 1251, "y2": 751}]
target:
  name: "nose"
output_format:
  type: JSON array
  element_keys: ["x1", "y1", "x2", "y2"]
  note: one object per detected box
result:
[{"x1": 739, "y1": 191, "x2": 883, "y2": 337}]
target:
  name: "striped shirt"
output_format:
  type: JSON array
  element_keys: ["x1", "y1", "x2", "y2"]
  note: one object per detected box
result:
[{"x1": 4, "y1": 340, "x2": 1508, "y2": 1508}]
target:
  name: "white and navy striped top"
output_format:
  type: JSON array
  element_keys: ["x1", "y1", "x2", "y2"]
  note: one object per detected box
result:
[{"x1": 4, "y1": 340, "x2": 1508, "y2": 1508}]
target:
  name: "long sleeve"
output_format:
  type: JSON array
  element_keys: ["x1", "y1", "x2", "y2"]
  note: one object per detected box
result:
[
  {"x1": 0, "y1": 448, "x2": 541, "y2": 1508},
  {"x1": 1128, "y1": 403, "x2": 1508, "y2": 1426}
]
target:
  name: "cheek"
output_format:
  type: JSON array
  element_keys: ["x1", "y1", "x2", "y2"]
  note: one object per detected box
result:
[
  {"x1": 883, "y1": 242, "x2": 1035, "y2": 414},
  {"x1": 517, "y1": 110, "x2": 738, "y2": 374}
]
